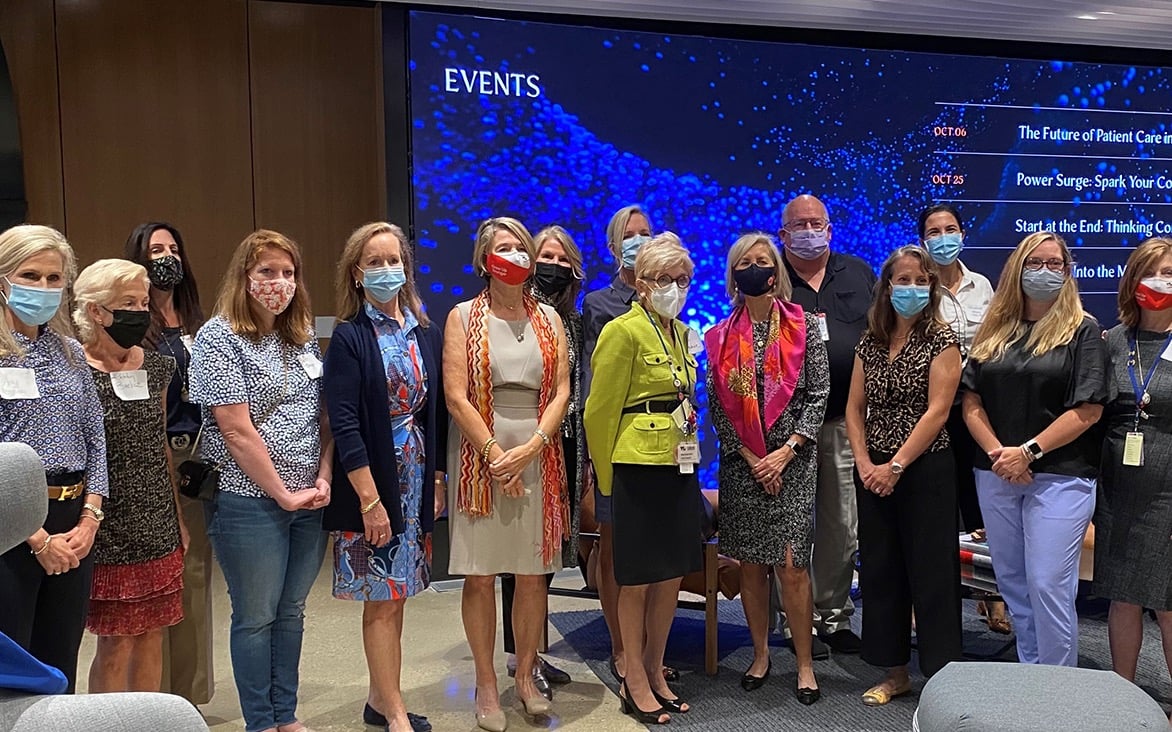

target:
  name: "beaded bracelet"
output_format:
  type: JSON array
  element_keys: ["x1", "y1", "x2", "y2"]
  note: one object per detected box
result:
[
  {"x1": 482, "y1": 437, "x2": 498, "y2": 461},
  {"x1": 534, "y1": 428, "x2": 551, "y2": 447}
]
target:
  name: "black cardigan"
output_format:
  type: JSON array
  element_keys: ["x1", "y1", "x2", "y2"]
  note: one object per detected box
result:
[{"x1": 322, "y1": 306, "x2": 446, "y2": 534}]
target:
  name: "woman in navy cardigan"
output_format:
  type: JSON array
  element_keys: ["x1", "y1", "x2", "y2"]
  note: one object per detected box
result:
[{"x1": 323, "y1": 222, "x2": 446, "y2": 732}]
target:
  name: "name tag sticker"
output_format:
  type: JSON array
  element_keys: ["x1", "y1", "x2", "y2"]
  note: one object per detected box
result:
[
  {"x1": 816, "y1": 313, "x2": 830, "y2": 341},
  {"x1": 180, "y1": 334, "x2": 195, "y2": 353},
  {"x1": 1123, "y1": 431, "x2": 1144, "y2": 466},
  {"x1": 110, "y1": 370, "x2": 150, "y2": 401},
  {"x1": 297, "y1": 353, "x2": 323, "y2": 379},
  {"x1": 1161, "y1": 341, "x2": 1172, "y2": 363},
  {"x1": 0, "y1": 367, "x2": 40, "y2": 399},
  {"x1": 686, "y1": 327, "x2": 703, "y2": 355}
]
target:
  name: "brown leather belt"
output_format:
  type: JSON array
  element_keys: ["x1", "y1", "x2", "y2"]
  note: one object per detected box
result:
[{"x1": 48, "y1": 481, "x2": 85, "y2": 501}]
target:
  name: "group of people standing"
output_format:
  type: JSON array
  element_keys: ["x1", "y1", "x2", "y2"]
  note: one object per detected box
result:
[{"x1": 0, "y1": 188, "x2": 1170, "y2": 731}]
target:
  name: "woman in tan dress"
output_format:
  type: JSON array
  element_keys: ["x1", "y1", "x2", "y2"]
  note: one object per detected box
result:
[{"x1": 443, "y1": 217, "x2": 571, "y2": 731}]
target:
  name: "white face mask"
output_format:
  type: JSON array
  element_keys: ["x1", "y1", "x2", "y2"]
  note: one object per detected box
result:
[
  {"x1": 496, "y1": 250, "x2": 530, "y2": 268},
  {"x1": 649, "y1": 283, "x2": 686, "y2": 320}
]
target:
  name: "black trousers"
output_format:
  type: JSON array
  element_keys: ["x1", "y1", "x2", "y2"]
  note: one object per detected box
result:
[
  {"x1": 856, "y1": 448, "x2": 961, "y2": 678},
  {"x1": 0, "y1": 497, "x2": 94, "y2": 693},
  {"x1": 948, "y1": 402, "x2": 983, "y2": 532}
]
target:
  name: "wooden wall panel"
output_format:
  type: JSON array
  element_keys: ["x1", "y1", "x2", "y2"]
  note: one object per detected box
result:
[
  {"x1": 0, "y1": 0, "x2": 66, "y2": 231},
  {"x1": 248, "y1": 1, "x2": 384, "y2": 318},
  {"x1": 54, "y1": 0, "x2": 254, "y2": 295}
]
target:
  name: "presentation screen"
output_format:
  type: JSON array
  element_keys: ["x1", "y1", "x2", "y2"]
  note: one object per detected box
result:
[{"x1": 406, "y1": 9, "x2": 1170, "y2": 486}]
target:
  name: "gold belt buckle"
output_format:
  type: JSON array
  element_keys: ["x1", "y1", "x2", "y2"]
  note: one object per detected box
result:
[{"x1": 50, "y1": 481, "x2": 85, "y2": 501}]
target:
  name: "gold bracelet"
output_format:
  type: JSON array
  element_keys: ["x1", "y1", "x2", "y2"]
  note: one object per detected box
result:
[
  {"x1": 31, "y1": 536, "x2": 52, "y2": 556},
  {"x1": 360, "y1": 497, "x2": 382, "y2": 515},
  {"x1": 481, "y1": 437, "x2": 497, "y2": 461}
]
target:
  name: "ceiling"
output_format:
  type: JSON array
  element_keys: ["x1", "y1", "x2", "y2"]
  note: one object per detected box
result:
[{"x1": 396, "y1": 1, "x2": 1172, "y2": 52}]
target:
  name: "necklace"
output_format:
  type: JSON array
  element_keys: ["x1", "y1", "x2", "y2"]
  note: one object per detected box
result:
[{"x1": 159, "y1": 326, "x2": 190, "y2": 401}]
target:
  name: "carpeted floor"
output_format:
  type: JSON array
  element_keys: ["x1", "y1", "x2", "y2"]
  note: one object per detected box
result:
[{"x1": 548, "y1": 596, "x2": 1172, "y2": 731}]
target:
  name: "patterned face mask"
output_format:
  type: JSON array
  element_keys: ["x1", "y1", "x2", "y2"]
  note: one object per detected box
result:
[{"x1": 248, "y1": 277, "x2": 297, "y2": 315}]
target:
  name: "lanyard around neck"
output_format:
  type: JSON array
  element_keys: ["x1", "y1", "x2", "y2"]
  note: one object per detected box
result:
[
  {"x1": 644, "y1": 306, "x2": 693, "y2": 398},
  {"x1": 1128, "y1": 328, "x2": 1172, "y2": 428}
]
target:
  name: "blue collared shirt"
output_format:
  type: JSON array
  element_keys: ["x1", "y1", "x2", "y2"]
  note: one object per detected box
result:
[{"x1": 0, "y1": 330, "x2": 109, "y2": 496}]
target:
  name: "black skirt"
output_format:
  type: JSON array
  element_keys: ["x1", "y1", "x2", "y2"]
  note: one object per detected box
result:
[{"x1": 612, "y1": 464, "x2": 702, "y2": 586}]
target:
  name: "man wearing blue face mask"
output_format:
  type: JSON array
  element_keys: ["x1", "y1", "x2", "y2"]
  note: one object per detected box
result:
[{"x1": 778, "y1": 194, "x2": 875, "y2": 658}]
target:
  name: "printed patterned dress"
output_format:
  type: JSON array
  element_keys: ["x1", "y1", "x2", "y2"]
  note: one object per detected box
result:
[{"x1": 332, "y1": 305, "x2": 431, "y2": 600}]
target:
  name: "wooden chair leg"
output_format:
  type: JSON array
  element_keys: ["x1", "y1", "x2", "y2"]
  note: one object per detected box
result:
[{"x1": 704, "y1": 540, "x2": 719, "y2": 676}]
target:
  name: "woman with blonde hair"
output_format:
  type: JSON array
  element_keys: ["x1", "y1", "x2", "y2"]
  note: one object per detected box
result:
[
  {"x1": 846, "y1": 245, "x2": 962, "y2": 705},
  {"x1": 1094, "y1": 237, "x2": 1172, "y2": 683},
  {"x1": 585, "y1": 234, "x2": 703, "y2": 724},
  {"x1": 497, "y1": 224, "x2": 585, "y2": 697},
  {"x1": 73, "y1": 259, "x2": 185, "y2": 693},
  {"x1": 0, "y1": 225, "x2": 108, "y2": 693},
  {"x1": 962, "y1": 231, "x2": 1108, "y2": 667},
  {"x1": 706, "y1": 232, "x2": 829, "y2": 702},
  {"x1": 443, "y1": 216, "x2": 570, "y2": 730},
  {"x1": 190, "y1": 229, "x2": 332, "y2": 732},
  {"x1": 322, "y1": 222, "x2": 444, "y2": 732}
]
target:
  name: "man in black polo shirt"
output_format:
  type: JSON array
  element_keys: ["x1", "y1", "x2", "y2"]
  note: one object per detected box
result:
[{"x1": 777, "y1": 194, "x2": 876, "y2": 657}]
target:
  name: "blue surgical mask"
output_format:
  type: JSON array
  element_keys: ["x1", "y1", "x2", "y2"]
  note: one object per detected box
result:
[
  {"x1": 890, "y1": 284, "x2": 931, "y2": 318},
  {"x1": 621, "y1": 235, "x2": 650, "y2": 269},
  {"x1": 2, "y1": 279, "x2": 64, "y2": 326},
  {"x1": 786, "y1": 229, "x2": 829, "y2": 261},
  {"x1": 1021, "y1": 267, "x2": 1066, "y2": 303},
  {"x1": 924, "y1": 232, "x2": 964, "y2": 266},
  {"x1": 362, "y1": 265, "x2": 406, "y2": 304}
]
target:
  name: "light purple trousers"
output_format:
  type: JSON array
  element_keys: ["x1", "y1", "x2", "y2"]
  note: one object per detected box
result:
[{"x1": 974, "y1": 469, "x2": 1096, "y2": 666}]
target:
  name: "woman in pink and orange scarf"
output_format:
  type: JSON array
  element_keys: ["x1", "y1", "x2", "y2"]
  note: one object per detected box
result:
[{"x1": 705, "y1": 232, "x2": 829, "y2": 704}]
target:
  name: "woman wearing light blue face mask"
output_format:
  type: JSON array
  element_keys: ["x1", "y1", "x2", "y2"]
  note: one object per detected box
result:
[
  {"x1": 0, "y1": 225, "x2": 110, "y2": 694},
  {"x1": 917, "y1": 203, "x2": 1007, "y2": 632},
  {"x1": 322, "y1": 222, "x2": 446, "y2": 732},
  {"x1": 962, "y1": 231, "x2": 1108, "y2": 668},
  {"x1": 845, "y1": 246, "x2": 962, "y2": 705}
]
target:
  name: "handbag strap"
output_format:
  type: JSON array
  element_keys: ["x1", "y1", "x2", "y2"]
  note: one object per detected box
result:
[{"x1": 190, "y1": 343, "x2": 292, "y2": 455}]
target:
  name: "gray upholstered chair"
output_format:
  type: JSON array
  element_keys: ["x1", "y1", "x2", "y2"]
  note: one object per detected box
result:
[
  {"x1": 0, "y1": 442, "x2": 208, "y2": 732},
  {"x1": 913, "y1": 661, "x2": 1168, "y2": 731}
]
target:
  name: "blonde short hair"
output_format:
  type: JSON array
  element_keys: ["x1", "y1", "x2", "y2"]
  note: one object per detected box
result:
[
  {"x1": 213, "y1": 229, "x2": 313, "y2": 346},
  {"x1": 334, "y1": 221, "x2": 429, "y2": 326},
  {"x1": 606, "y1": 205, "x2": 654, "y2": 265},
  {"x1": 471, "y1": 217, "x2": 535, "y2": 280},
  {"x1": 725, "y1": 232, "x2": 792, "y2": 303},
  {"x1": 73, "y1": 259, "x2": 149, "y2": 344},
  {"x1": 634, "y1": 232, "x2": 693, "y2": 281},
  {"x1": 0, "y1": 225, "x2": 77, "y2": 357}
]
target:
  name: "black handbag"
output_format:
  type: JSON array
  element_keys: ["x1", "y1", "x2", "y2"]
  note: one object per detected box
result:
[{"x1": 177, "y1": 455, "x2": 221, "y2": 502}]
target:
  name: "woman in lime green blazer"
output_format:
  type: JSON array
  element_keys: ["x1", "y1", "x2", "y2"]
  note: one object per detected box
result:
[{"x1": 583, "y1": 234, "x2": 702, "y2": 725}]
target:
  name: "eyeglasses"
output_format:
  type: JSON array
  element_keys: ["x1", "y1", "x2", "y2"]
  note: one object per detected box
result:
[
  {"x1": 782, "y1": 219, "x2": 828, "y2": 233},
  {"x1": 644, "y1": 274, "x2": 691, "y2": 289},
  {"x1": 1023, "y1": 257, "x2": 1068, "y2": 272}
]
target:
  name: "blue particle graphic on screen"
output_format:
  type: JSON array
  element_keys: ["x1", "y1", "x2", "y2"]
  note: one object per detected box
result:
[{"x1": 408, "y1": 11, "x2": 1172, "y2": 488}]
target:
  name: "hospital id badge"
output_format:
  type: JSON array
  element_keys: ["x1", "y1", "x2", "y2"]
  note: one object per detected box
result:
[
  {"x1": 676, "y1": 440, "x2": 699, "y2": 474},
  {"x1": 1123, "y1": 431, "x2": 1144, "y2": 467},
  {"x1": 816, "y1": 312, "x2": 830, "y2": 341}
]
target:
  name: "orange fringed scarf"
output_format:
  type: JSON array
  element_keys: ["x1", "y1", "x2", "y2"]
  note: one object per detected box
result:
[{"x1": 457, "y1": 289, "x2": 568, "y2": 565}]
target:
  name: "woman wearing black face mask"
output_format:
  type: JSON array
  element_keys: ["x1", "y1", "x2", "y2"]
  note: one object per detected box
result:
[
  {"x1": 705, "y1": 233, "x2": 829, "y2": 703},
  {"x1": 123, "y1": 221, "x2": 211, "y2": 704},
  {"x1": 492, "y1": 225, "x2": 585, "y2": 697},
  {"x1": 73, "y1": 259, "x2": 186, "y2": 693}
]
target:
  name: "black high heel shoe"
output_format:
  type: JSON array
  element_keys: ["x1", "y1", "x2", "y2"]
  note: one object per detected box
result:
[
  {"x1": 619, "y1": 680, "x2": 670, "y2": 725},
  {"x1": 608, "y1": 656, "x2": 624, "y2": 683},
  {"x1": 652, "y1": 688, "x2": 690, "y2": 714},
  {"x1": 740, "y1": 659, "x2": 771, "y2": 692}
]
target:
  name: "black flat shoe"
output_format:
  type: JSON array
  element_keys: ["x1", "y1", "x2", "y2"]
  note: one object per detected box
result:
[
  {"x1": 796, "y1": 686, "x2": 821, "y2": 705},
  {"x1": 740, "y1": 659, "x2": 771, "y2": 691},
  {"x1": 363, "y1": 704, "x2": 432, "y2": 732},
  {"x1": 663, "y1": 666, "x2": 680, "y2": 682},
  {"x1": 540, "y1": 656, "x2": 572, "y2": 685},
  {"x1": 619, "y1": 680, "x2": 670, "y2": 725},
  {"x1": 652, "y1": 688, "x2": 690, "y2": 714}
]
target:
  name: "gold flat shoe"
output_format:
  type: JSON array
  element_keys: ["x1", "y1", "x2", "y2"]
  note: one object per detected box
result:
[{"x1": 861, "y1": 682, "x2": 911, "y2": 706}]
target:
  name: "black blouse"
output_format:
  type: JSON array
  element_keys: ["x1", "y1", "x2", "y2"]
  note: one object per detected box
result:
[{"x1": 962, "y1": 316, "x2": 1108, "y2": 478}]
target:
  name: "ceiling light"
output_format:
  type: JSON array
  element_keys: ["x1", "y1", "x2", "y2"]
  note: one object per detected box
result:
[{"x1": 1075, "y1": 13, "x2": 1098, "y2": 19}]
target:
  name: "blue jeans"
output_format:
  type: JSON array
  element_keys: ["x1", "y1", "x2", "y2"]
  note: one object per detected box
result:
[{"x1": 207, "y1": 491, "x2": 326, "y2": 732}]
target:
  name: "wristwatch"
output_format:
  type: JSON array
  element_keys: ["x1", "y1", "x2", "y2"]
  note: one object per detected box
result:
[
  {"x1": 1023, "y1": 439, "x2": 1044, "y2": 461},
  {"x1": 82, "y1": 503, "x2": 105, "y2": 522},
  {"x1": 890, "y1": 461, "x2": 905, "y2": 476},
  {"x1": 785, "y1": 438, "x2": 803, "y2": 454}
]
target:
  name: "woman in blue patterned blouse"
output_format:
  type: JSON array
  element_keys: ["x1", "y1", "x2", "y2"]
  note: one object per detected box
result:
[
  {"x1": 189, "y1": 229, "x2": 332, "y2": 732},
  {"x1": 0, "y1": 224, "x2": 109, "y2": 693},
  {"x1": 322, "y1": 222, "x2": 445, "y2": 732}
]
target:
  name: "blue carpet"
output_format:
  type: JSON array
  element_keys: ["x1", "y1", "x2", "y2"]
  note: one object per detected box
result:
[{"x1": 548, "y1": 597, "x2": 1171, "y2": 731}]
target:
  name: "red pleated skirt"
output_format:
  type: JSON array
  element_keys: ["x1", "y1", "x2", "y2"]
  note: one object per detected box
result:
[{"x1": 86, "y1": 547, "x2": 185, "y2": 636}]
